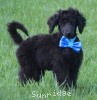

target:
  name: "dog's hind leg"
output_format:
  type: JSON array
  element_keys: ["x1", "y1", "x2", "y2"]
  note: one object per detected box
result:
[{"x1": 18, "y1": 65, "x2": 42, "y2": 85}]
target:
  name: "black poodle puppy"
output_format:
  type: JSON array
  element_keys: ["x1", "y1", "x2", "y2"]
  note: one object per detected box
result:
[{"x1": 7, "y1": 8, "x2": 86, "y2": 89}]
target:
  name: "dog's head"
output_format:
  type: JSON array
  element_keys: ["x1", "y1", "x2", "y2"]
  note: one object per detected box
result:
[{"x1": 47, "y1": 8, "x2": 86, "y2": 39}]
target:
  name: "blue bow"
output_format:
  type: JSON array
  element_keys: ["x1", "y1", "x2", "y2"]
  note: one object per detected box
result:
[{"x1": 59, "y1": 36, "x2": 82, "y2": 53}]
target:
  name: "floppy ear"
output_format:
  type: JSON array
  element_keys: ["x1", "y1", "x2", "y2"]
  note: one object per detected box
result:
[
  {"x1": 47, "y1": 13, "x2": 59, "y2": 33},
  {"x1": 47, "y1": 10, "x2": 62, "y2": 33},
  {"x1": 76, "y1": 11, "x2": 86, "y2": 34}
]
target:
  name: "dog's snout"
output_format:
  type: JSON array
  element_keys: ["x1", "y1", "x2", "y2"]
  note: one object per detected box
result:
[
  {"x1": 66, "y1": 31, "x2": 75, "y2": 39},
  {"x1": 64, "y1": 23, "x2": 74, "y2": 34}
]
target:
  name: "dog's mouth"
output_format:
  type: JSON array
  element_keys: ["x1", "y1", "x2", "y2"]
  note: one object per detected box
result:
[{"x1": 65, "y1": 33, "x2": 75, "y2": 39}]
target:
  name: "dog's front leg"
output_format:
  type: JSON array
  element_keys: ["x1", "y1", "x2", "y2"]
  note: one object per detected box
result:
[{"x1": 52, "y1": 65, "x2": 71, "y2": 90}]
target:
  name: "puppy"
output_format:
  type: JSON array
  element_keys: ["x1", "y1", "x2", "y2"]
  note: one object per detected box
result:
[{"x1": 7, "y1": 8, "x2": 86, "y2": 89}]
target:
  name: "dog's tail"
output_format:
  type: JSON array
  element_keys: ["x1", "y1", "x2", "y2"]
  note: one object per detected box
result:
[{"x1": 7, "y1": 21, "x2": 29, "y2": 45}]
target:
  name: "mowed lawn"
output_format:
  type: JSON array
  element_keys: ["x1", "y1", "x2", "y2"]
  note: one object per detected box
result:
[{"x1": 0, "y1": 0, "x2": 97, "y2": 100}]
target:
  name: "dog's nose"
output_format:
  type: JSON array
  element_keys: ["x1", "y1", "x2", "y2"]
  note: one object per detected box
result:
[
  {"x1": 66, "y1": 32, "x2": 72, "y2": 36},
  {"x1": 66, "y1": 31, "x2": 72, "y2": 34},
  {"x1": 66, "y1": 32, "x2": 71, "y2": 34},
  {"x1": 67, "y1": 33, "x2": 71, "y2": 36},
  {"x1": 66, "y1": 32, "x2": 73, "y2": 38}
]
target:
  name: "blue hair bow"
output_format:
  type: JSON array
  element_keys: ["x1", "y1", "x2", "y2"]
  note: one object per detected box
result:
[{"x1": 59, "y1": 36, "x2": 82, "y2": 53}]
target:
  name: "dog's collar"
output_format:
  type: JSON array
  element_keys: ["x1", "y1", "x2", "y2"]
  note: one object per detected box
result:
[
  {"x1": 59, "y1": 36, "x2": 82, "y2": 53},
  {"x1": 67, "y1": 36, "x2": 76, "y2": 42}
]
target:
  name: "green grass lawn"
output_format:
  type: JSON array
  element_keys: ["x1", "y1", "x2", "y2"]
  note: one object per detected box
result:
[{"x1": 0, "y1": 0, "x2": 97, "y2": 100}]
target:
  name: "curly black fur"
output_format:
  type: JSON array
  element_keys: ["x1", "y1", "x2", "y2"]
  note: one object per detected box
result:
[{"x1": 7, "y1": 8, "x2": 86, "y2": 89}]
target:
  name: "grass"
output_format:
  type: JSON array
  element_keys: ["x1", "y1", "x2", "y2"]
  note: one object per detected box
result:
[{"x1": 0, "y1": 0, "x2": 97, "y2": 100}]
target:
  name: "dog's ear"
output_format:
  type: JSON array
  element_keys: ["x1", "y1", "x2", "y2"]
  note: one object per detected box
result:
[
  {"x1": 47, "y1": 11, "x2": 61, "y2": 33},
  {"x1": 47, "y1": 10, "x2": 64, "y2": 33},
  {"x1": 76, "y1": 11, "x2": 86, "y2": 34}
]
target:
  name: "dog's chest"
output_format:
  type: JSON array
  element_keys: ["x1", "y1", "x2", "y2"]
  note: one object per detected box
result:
[{"x1": 63, "y1": 48, "x2": 73, "y2": 55}]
